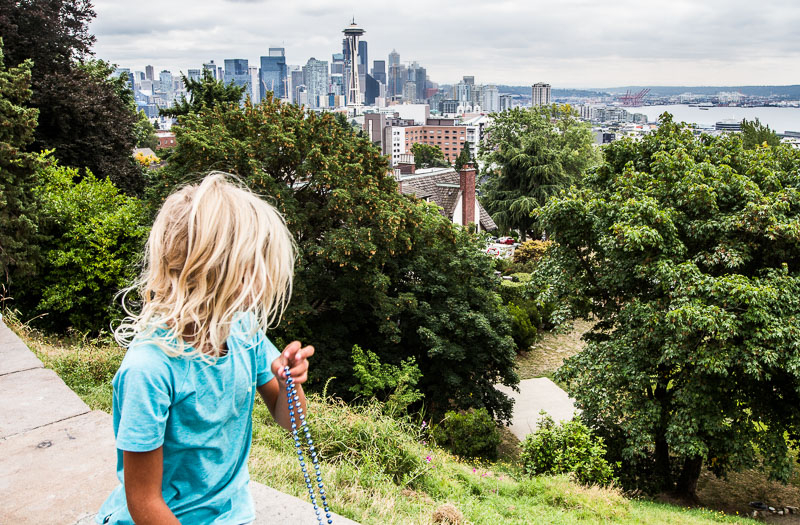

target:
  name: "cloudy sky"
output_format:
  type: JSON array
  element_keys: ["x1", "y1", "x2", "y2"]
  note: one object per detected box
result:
[{"x1": 90, "y1": 0, "x2": 800, "y2": 88}]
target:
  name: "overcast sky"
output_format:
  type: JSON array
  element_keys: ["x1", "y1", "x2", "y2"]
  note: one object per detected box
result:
[{"x1": 90, "y1": 0, "x2": 800, "y2": 88}]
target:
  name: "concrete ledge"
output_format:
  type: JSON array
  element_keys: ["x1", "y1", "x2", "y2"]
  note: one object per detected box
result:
[
  {"x1": 0, "y1": 367, "x2": 90, "y2": 439},
  {"x1": 0, "y1": 411, "x2": 118, "y2": 524},
  {"x1": 0, "y1": 320, "x2": 43, "y2": 376},
  {"x1": 251, "y1": 480, "x2": 360, "y2": 525}
]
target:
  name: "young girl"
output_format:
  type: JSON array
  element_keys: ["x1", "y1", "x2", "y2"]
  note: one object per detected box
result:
[{"x1": 96, "y1": 173, "x2": 312, "y2": 524}]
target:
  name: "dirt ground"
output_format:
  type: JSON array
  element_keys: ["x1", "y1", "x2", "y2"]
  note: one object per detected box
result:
[{"x1": 516, "y1": 318, "x2": 594, "y2": 380}]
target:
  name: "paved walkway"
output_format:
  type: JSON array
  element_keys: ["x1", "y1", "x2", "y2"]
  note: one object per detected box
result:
[
  {"x1": 0, "y1": 319, "x2": 358, "y2": 525},
  {"x1": 496, "y1": 377, "x2": 579, "y2": 441}
]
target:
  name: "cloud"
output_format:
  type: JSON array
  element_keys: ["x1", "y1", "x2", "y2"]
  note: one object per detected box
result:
[{"x1": 89, "y1": 0, "x2": 800, "y2": 87}]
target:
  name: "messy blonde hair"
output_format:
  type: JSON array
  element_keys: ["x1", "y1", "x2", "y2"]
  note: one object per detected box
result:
[{"x1": 116, "y1": 172, "x2": 296, "y2": 360}]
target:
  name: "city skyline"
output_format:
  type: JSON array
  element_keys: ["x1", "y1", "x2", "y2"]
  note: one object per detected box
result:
[{"x1": 91, "y1": 0, "x2": 799, "y2": 88}]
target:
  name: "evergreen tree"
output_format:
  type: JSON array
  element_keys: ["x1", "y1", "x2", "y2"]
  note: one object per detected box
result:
[
  {"x1": 0, "y1": 39, "x2": 41, "y2": 283},
  {"x1": 454, "y1": 141, "x2": 472, "y2": 172},
  {"x1": 160, "y1": 69, "x2": 245, "y2": 118},
  {"x1": 411, "y1": 142, "x2": 449, "y2": 168},
  {"x1": 741, "y1": 117, "x2": 781, "y2": 149}
]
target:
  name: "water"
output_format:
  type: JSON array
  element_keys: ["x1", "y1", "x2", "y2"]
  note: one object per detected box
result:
[{"x1": 633, "y1": 105, "x2": 800, "y2": 134}]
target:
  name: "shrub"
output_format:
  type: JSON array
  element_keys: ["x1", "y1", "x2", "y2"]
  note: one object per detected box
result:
[
  {"x1": 15, "y1": 157, "x2": 149, "y2": 332},
  {"x1": 513, "y1": 240, "x2": 552, "y2": 265},
  {"x1": 507, "y1": 302, "x2": 537, "y2": 351},
  {"x1": 350, "y1": 344, "x2": 424, "y2": 415},
  {"x1": 432, "y1": 407, "x2": 501, "y2": 460},
  {"x1": 520, "y1": 413, "x2": 614, "y2": 486}
]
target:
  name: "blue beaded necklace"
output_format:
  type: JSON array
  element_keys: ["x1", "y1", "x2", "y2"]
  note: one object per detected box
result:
[{"x1": 284, "y1": 366, "x2": 332, "y2": 524}]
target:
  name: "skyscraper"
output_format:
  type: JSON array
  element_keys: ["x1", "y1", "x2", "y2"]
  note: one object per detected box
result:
[
  {"x1": 224, "y1": 59, "x2": 250, "y2": 103},
  {"x1": 302, "y1": 58, "x2": 329, "y2": 108},
  {"x1": 249, "y1": 66, "x2": 261, "y2": 104},
  {"x1": 145, "y1": 65, "x2": 154, "y2": 81},
  {"x1": 260, "y1": 48, "x2": 287, "y2": 100},
  {"x1": 388, "y1": 50, "x2": 401, "y2": 97},
  {"x1": 532, "y1": 82, "x2": 551, "y2": 106},
  {"x1": 202, "y1": 61, "x2": 217, "y2": 80},
  {"x1": 358, "y1": 40, "x2": 368, "y2": 76},
  {"x1": 372, "y1": 60, "x2": 386, "y2": 85}
]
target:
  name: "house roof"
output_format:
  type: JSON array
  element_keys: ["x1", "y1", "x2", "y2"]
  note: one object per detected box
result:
[{"x1": 398, "y1": 168, "x2": 497, "y2": 231}]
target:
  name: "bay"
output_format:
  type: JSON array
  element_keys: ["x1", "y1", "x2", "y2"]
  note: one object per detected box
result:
[{"x1": 633, "y1": 105, "x2": 800, "y2": 134}]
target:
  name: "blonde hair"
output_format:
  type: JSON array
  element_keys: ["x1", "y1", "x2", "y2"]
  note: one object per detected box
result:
[{"x1": 116, "y1": 172, "x2": 296, "y2": 360}]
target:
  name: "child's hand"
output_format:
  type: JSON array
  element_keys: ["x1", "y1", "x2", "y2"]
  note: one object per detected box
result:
[{"x1": 271, "y1": 341, "x2": 314, "y2": 385}]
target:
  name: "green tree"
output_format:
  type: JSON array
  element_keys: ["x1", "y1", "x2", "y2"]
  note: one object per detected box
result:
[
  {"x1": 741, "y1": 117, "x2": 780, "y2": 149},
  {"x1": 149, "y1": 98, "x2": 519, "y2": 421},
  {"x1": 0, "y1": 2, "x2": 143, "y2": 195},
  {"x1": 161, "y1": 69, "x2": 245, "y2": 118},
  {"x1": 541, "y1": 114, "x2": 800, "y2": 499},
  {"x1": 0, "y1": 39, "x2": 41, "y2": 283},
  {"x1": 479, "y1": 104, "x2": 599, "y2": 241},
  {"x1": 411, "y1": 142, "x2": 449, "y2": 168},
  {"x1": 133, "y1": 110, "x2": 158, "y2": 150},
  {"x1": 454, "y1": 141, "x2": 472, "y2": 172}
]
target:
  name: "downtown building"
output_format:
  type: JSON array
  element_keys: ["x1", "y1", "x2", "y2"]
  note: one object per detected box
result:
[{"x1": 532, "y1": 82, "x2": 551, "y2": 106}]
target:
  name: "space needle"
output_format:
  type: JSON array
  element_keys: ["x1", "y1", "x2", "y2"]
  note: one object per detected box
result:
[{"x1": 343, "y1": 19, "x2": 365, "y2": 109}]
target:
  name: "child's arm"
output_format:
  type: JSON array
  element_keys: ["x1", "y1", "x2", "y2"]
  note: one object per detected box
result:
[
  {"x1": 123, "y1": 447, "x2": 181, "y2": 524},
  {"x1": 257, "y1": 341, "x2": 314, "y2": 431}
]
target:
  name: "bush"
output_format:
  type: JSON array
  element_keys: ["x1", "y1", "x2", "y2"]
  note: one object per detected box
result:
[
  {"x1": 520, "y1": 413, "x2": 614, "y2": 486},
  {"x1": 14, "y1": 157, "x2": 149, "y2": 332},
  {"x1": 513, "y1": 240, "x2": 552, "y2": 265},
  {"x1": 432, "y1": 407, "x2": 501, "y2": 460},
  {"x1": 507, "y1": 302, "x2": 538, "y2": 351},
  {"x1": 350, "y1": 344, "x2": 424, "y2": 415}
]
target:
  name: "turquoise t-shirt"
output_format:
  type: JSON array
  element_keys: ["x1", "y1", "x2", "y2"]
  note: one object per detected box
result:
[{"x1": 96, "y1": 314, "x2": 281, "y2": 525}]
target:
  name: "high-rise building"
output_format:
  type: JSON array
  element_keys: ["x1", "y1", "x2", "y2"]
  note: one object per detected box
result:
[
  {"x1": 532, "y1": 82, "x2": 551, "y2": 106},
  {"x1": 187, "y1": 69, "x2": 203, "y2": 82},
  {"x1": 288, "y1": 66, "x2": 304, "y2": 104},
  {"x1": 202, "y1": 60, "x2": 217, "y2": 80},
  {"x1": 388, "y1": 50, "x2": 401, "y2": 97},
  {"x1": 463, "y1": 76, "x2": 475, "y2": 86},
  {"x1": 331, "y1": 53, "x2": 345, "y2": 75},
  {"x1": 249, "y1": 66, "x2": 261, "y2": 104},
  {"x1": 499, "y1": 94, "x2": 515, "y2": 112},
  {"x1": 224, "y1": 59, "x2": 250, "y2": 103},
  {"x1": 159, "y1": 70, "x2": 173, "y2": 94},
  {"x1": 358, "y1": 41, "x2": 368, "y2": 75},
  {"x1": 372, "y1": 60, "x2": 386, "y2": 85},
  {"x1": 482, "y1": 85, "x2": 500, "y2": 113},
  {"x1": 145, "y1": 65, "x2": 154, "y2": 81},
  {"x1": 260, "y1": 48, "x2": 287, "y2": 99},
  {"x1": 343, "y1": 21, "x2": 365, "y2": 107},
  {"x1": 302, "y1": 58, "x2": 329, "y2": 108}
]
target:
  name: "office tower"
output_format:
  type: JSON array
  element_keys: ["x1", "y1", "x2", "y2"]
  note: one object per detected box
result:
[
  {"x1": 159, "y1": 70, "x2": 173, "y2": 94},
  {"x1": 249, "y1": 66, "x2": 260, "y2": 103},
  {"x1": 203, "y1": 60, "x2": 217, "y2": 80},
  {"x1": 388, "y1": 50, "x2": 400, "y2": 97},
  {"x1": 260, "y1": 48, "x2": 287, "y2": 99},
  {"x1": 413, "y1": 65, "x2": 426, "y2": 102},
  {"x1": 499, "y1": 94, "x2": 514, "y2": 111},
  {"x1": 483, "y1": 85, "x2": 500, "y2": 113},
  {"x1": 343, "y1": 20, "x2": 365, "y2": 107},
  {"x1": 532, "y1": 82, "x2": 551, "y2": 106},
  {"x1": 463, "y1": 76, "x2": 475, "y2": 86},
  {"x1": 358, "y1": 40, "x2": 368, "y2": 76},
  {"x1": 402, "y1": 81, "x2": 417, "y2": 103},
  {"x1": 224, "y1": 59, "x2": 250, "y2": 104},
  {"x1": 331, "y1": 53, "x2": 345, "y2": 75},
  {"x1": 302, "y1": 57, "x2": 329, "y2": 108},
  {"x1": 145, "y1": 65, "x2": 154, "y2": 81},
  {"x1": 372, "y1": 60, "x2": 386, "y2": 85},
  {"x1": 364, "y1": 74, "x2": 379, "y2": 105},
  {"x1": 289, "y1": 67, "x2": 304, "y2": 103},
  {"x1": 187, "y1": 69, "x2": 203, "y2": 82}
]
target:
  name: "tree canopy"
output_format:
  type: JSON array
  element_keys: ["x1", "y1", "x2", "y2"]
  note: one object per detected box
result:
[
  {"x1": 150, "y1": 96, "x2": 519, "y2": 421},
  {"x1": 0, "y1": 39, "x2": 41, "y2": 282},
  {"x1": 740, "y1": 117, "x2": 781, "y2": 149},
  {"x1": 541, "y1": 114, "x2": 800, "y2": 498},
  {"x1": 411, "y1": 142, "x2": 449, "y2": 168},
  {"x1": 160, "y1": 69, "x2": 245, "y2": 118},
  {"x1": 479, "y1": 104, "x2": 599, "y2": 240},
  {"x1": 454, "y1": 141, "x2": 472, "y2": 172}
]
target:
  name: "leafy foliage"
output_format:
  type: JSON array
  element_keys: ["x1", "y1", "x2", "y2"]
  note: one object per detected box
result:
[
  {"x1": 513, "y1": 240, "x2": 552, "y2": 266},
  {"x1": 431, "y1": 407, "x2": 501, "y2": 460},
  {"x1": 520, "y1": 413, "x2": 615, "y2": 486},
  {"x1": 133, "y1": 109, "x2": 158, "y2": 150},
  {"x1": 479, "y1": 104, "x2": 599, "y2": 240},
  {"x1": 14, "y1": 156, "x2": 148, "y2": 332},
  {"x1": 0, "y1": 2, "x2": 143, "y2": 195},
  {"x1": 350, "y1": 344, "x2": 424, "y2": 415},
  {"x1": 507, "y1": 302, "x2": 538, "y2": 351},
  {"x1": 0, "y1": 40, "x2": 41, "y2": 283},
  {"x1": 454, "y1": 141, "x2": 472, "y2": 172},
  {"x1": 740, "y1": 118, "x2": 780, "y2": 149},
  {"x1": 542, "y1": 114, "x2": 800, "y2": 497},
  {"x1": 151, "y1": 97, "x2": 519, "y2": 421},
  {"x1": 161, "y1": 69, "x2": 245, "y2": 118},
  {"x1": 411, "y1": 142, "x2": 449, "y2": 168}
]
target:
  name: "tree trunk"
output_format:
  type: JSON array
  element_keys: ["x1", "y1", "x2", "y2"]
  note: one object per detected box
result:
[
  {"x1": 674, "y1": 455, "x2": 703, "y2": 502},
  {"x1": 654, "y1": 435, "x2": 672, "y2": 492}
]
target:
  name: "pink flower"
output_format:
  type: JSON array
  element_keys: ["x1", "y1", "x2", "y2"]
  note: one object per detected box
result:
[
  {"x1": 425, "y1": 455, "x2": 432, "y2": 463},
  {"x1": 472, "y1": 468, "x2": 476, "y2": 473}
]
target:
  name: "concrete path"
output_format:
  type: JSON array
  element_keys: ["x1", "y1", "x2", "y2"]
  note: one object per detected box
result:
[
  {"x1": 0, "y1": 320, "x2": 359, "y2": 525},
  {"x1": 496, "y1": 377, "x2": 579, "y2": 441}
]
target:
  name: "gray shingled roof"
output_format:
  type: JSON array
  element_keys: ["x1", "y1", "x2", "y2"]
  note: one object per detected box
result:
[{"x1": 399, "y1": 169, "x2": 498, "y2": 231}]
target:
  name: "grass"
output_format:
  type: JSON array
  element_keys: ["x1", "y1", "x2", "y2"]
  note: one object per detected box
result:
[{"x1": 5, "y1": 313, "x2": 754, "y2": 525}]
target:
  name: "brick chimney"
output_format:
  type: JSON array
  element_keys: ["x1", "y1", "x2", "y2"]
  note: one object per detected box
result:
[{"x1": 459, "y1": 164, "x2": 476, "y2": 228}]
